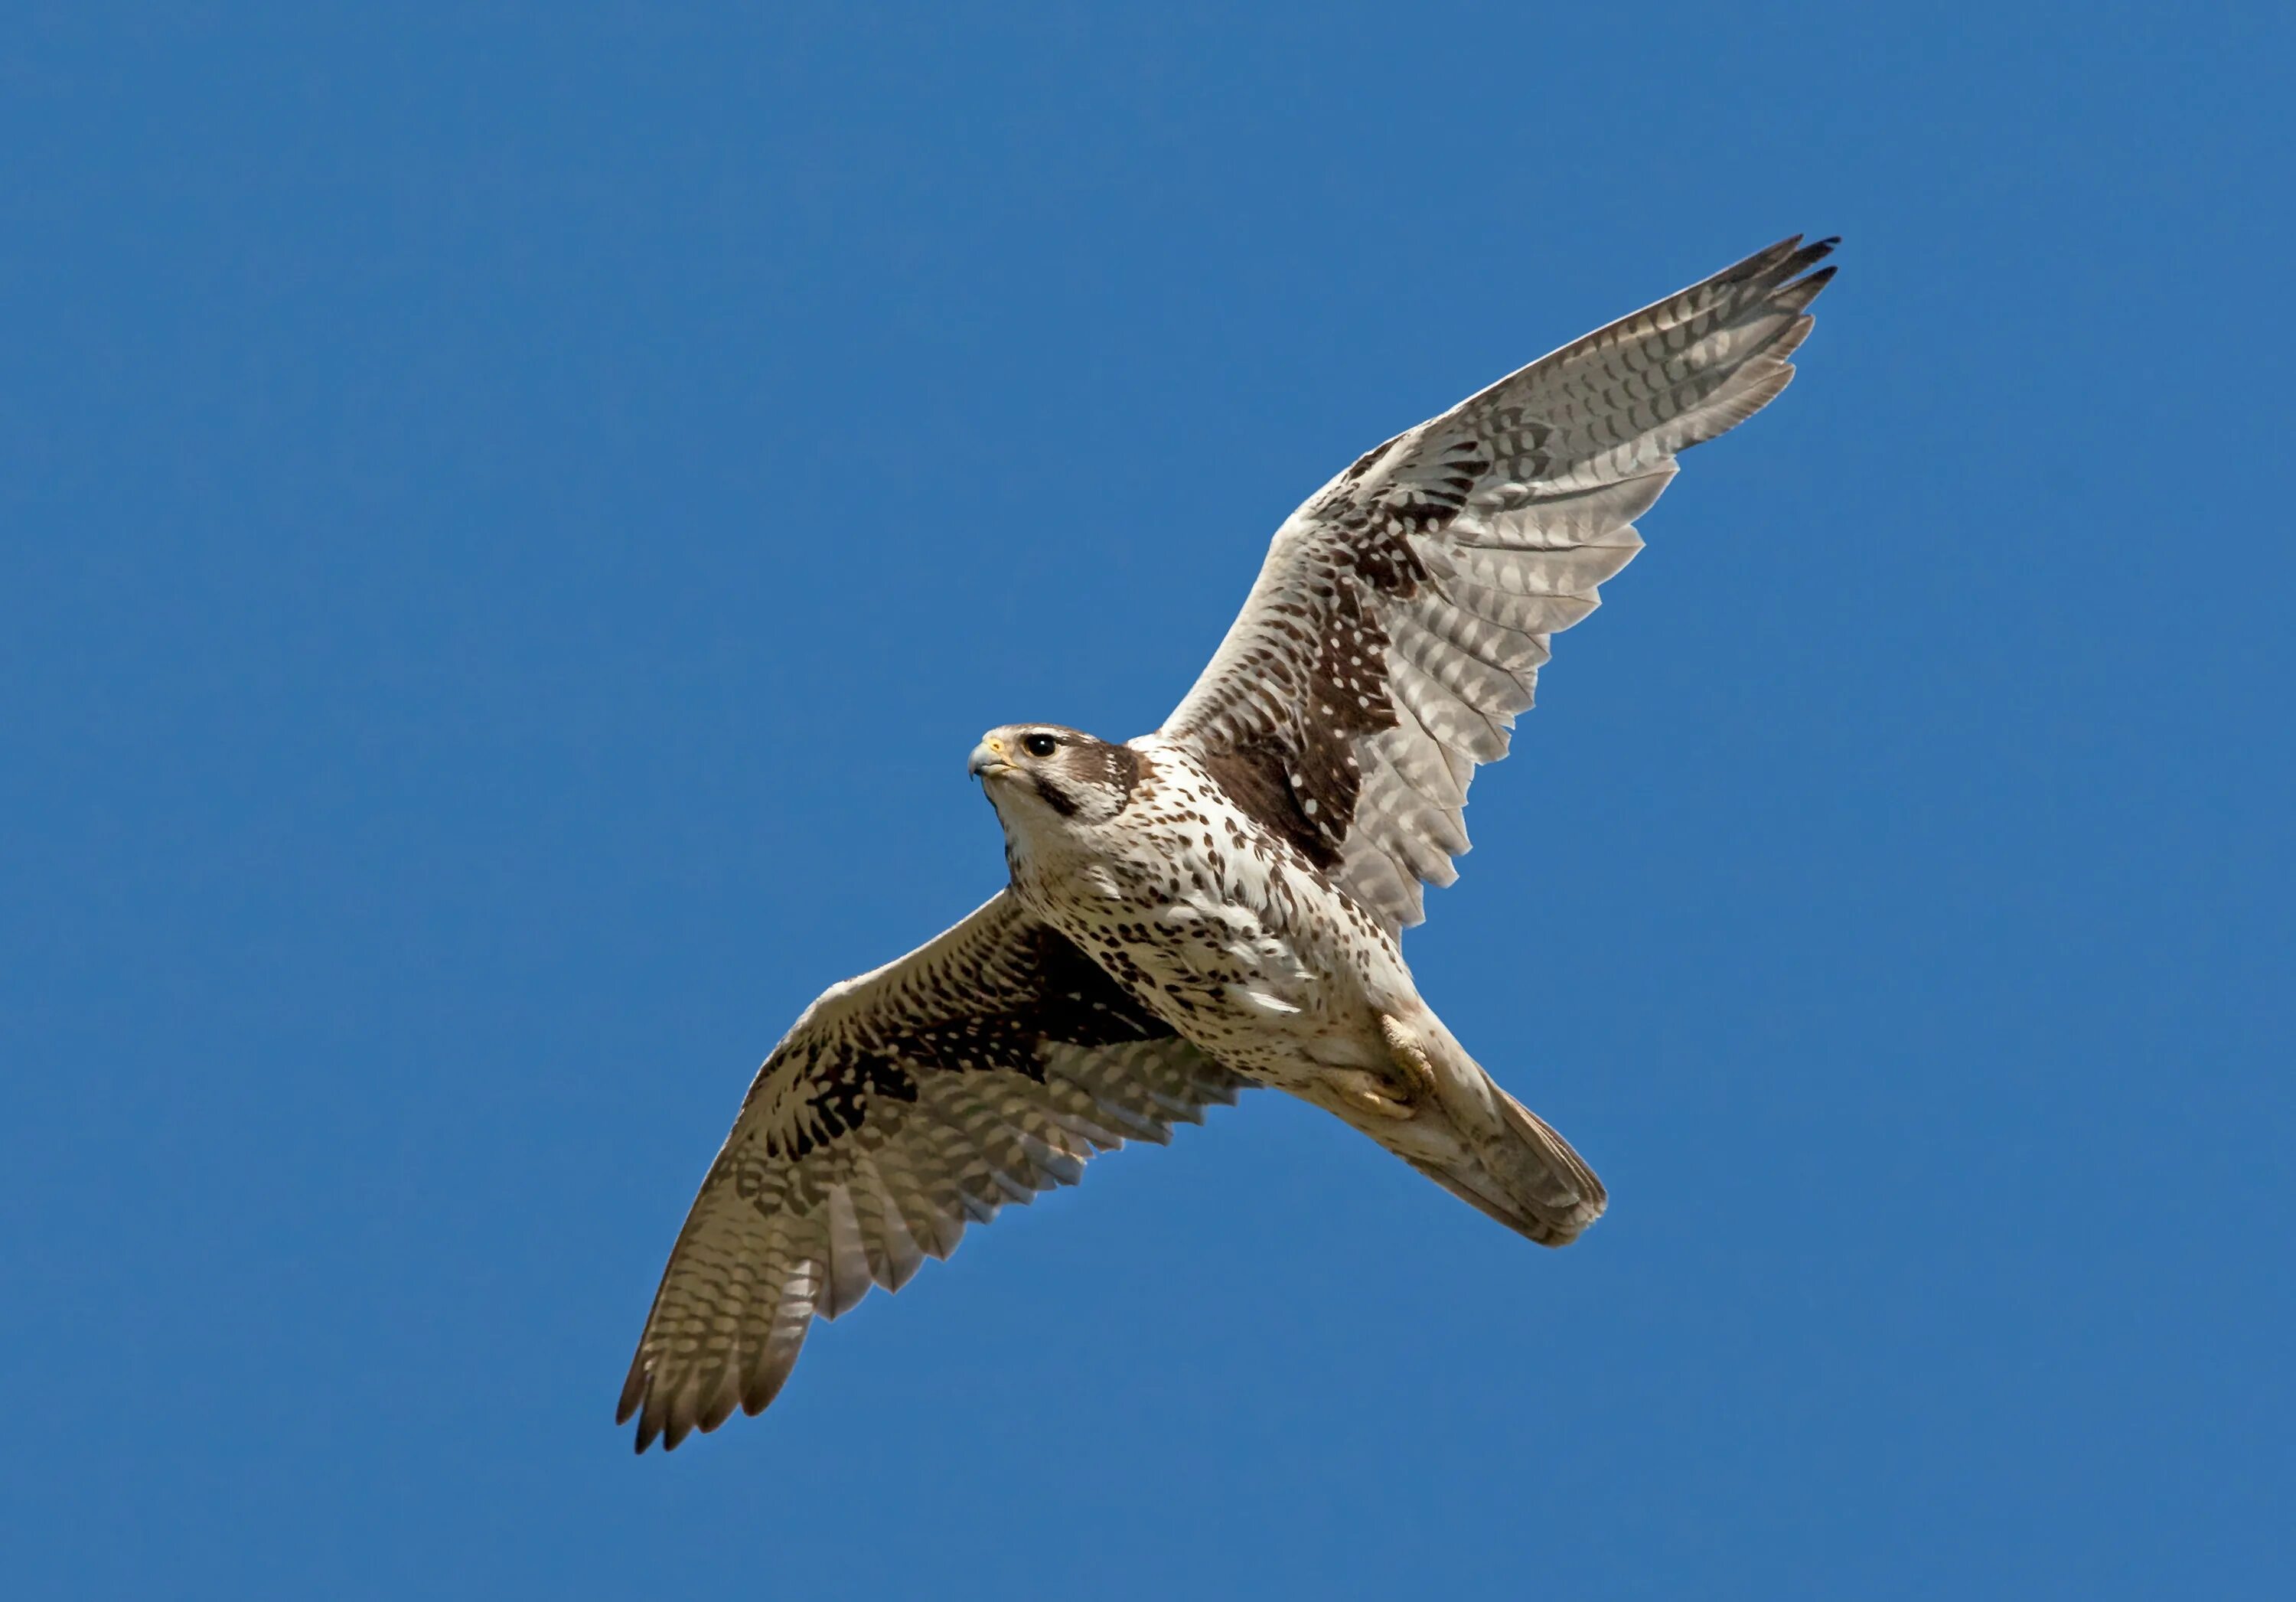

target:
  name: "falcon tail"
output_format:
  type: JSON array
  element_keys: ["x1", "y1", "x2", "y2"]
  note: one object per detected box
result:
[
  {"x1": 1407, "y1": 1080, "x2": 1606, "y2": 1247},
  {"x1": 1373, "y1": 1012, "x2": 1607, "y2": 1247}
]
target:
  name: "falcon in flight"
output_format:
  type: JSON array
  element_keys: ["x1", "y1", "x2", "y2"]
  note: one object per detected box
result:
[{"x1": 620, "y1": 236, "x2": 1836, "y2": 1450}]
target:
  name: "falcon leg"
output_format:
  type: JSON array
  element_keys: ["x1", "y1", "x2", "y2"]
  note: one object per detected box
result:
[
  {"x1": 1378, "y1": 1013, "x2": 1442, "y2": 1101},
  {"x1": 1319, "y1": 1015, "x2": 1442, "y2": 1121},
  {"x1": 1327, "y1": 1069, "x2": 1414, "y2": 1121}
]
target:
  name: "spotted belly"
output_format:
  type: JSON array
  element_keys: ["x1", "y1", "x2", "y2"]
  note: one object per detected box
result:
[{"x1": 1030, "y1": 872, "x2": 1391, "y2": 1084}]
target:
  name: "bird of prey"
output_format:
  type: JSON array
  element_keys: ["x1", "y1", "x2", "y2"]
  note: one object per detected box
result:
[{"x1": 620, "y1": 235, "x2": 1836, "y2": 1450}]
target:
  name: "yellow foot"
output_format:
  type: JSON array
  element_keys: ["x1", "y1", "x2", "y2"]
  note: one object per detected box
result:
[
  {"x1": 1328, "y1": 1069, "x2": 1414, "y2": 1121},
  {"x1": 1320, "y1": 1016, "x2": 1442, "y2": 1121},
  {"x1": 1378, "y1": 1013, "x2": 1441, "y2": 1098}
]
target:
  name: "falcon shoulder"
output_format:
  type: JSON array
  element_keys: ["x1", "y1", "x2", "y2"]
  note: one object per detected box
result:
[
  {"x1": 1160, "y1": 234, "x2": 1838, "y2": 932},
  {"x1": 618, "y1": 889, "x2": 1247, "y2": 1450}
]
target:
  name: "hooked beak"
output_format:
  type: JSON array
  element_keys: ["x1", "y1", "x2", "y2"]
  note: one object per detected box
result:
[{"x1": 968, "y1": 736, "x2": 1013, "y2": 779}]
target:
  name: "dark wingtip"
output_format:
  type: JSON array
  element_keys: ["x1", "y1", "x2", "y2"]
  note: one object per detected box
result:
[
  {"x1": 625, "y1": 1372, "x2": 674, "y2": 1454},
  {"x1": 698, "y1": 1388, "x2": 738, "y2": 1435},
  {"x1": 741, "y1": 1362, "x2": 789, "y2": 1416},
  {"x1": 1727, "y1": 233, "x2": 1838, "y2": 292},
  {"x1": 1775, "y1": 239, "x2": 1839, "y2": 311},
  {"x1": 1727, "y1": 235, "x2": 1806, "y2": 282},
  {"x1": 615, "y1": 1356, "x2": 647, "y2": 1427}
]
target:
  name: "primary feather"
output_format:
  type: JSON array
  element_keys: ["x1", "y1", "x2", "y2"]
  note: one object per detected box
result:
[{"x1": 1163, "y1": 234, "x2": 1837, "y2": 930}]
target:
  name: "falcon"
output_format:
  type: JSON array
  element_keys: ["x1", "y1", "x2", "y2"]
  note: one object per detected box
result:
[{"x1": 619, "y1": 235, "x2": 1836, "y2": 1449}]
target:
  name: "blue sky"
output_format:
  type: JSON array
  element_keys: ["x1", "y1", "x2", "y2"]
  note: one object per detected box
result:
[{"x1": 4, "y1": 4, "x2": 2290, "y2": 1597}]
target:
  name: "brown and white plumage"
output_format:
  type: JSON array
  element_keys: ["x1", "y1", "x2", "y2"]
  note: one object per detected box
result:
[
  {"x1": 619, "y1": 892, "x2": 1245, "y2": 1450},
  {"x1": 620, "y1": 237, "x2": 1835, "y2": 1449},
  {"x1": 1164, "y1": 233, "x2": 1837, "y2": 932},
  {"x1": 620, "y1": 886, "x2": 1249, "y2": 1450}
]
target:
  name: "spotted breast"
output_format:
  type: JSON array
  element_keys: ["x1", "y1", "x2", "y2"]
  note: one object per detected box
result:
[{"x1": 995, "y1": 735, "x2": 1412, "y2": 1091}]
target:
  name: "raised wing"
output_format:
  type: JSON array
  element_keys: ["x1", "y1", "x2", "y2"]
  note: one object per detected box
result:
[
  {"x1": 618, "y1": 891, "x2": 1247, "y2": 1450},
  {"x1": 1162, "y1": 236, "x2": 1836, "y2": 931}
]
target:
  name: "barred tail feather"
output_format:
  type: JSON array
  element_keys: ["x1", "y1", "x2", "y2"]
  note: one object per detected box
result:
[{"x1": 1394, "y1": 1014, "x2": 1606, "y2": 1247}]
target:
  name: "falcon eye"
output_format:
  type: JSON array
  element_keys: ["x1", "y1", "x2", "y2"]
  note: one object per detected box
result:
[{"x1": 1022, "y1": 732, "x2": 1058, "y2": 758}]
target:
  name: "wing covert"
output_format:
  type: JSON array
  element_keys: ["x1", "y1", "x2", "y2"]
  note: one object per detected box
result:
[
  {"x1": 1162, "y1": 235, "x2": 1837, "y2": 930},
  {"x1": 618, "y1": 890, "x2": 1246, "y2": 1450}
]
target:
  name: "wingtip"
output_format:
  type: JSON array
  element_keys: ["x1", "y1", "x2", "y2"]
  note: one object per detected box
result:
[
  {"x1": 1791, "y1": 235, "x2": 1841, "y2": 272},
  {"x1": 1729, "y1": 234, "x2": 1809, "y2": 282},
  {"x1": 615, "y1": 1352, "x2": 650, "y2": 1428},
  {"x1": 621, "y1": 1367, "x2": 676, "y2": 1454},
  {"x1": 1743, "y1": 232, "x2": 1836, "y2": 272}
]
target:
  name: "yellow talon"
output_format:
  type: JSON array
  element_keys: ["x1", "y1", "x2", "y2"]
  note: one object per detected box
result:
[
  {"x1": 1332, "y1": 1070, "x2": 1414, "y2": 1121},
  {"x1": 1379, "y1": 1013, "x2": 1440, "y2": 1098}
]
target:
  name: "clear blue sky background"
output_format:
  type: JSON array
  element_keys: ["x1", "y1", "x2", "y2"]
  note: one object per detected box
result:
[{"x1": 4, "y1": 5, "x2": 2289, "y2": 1598}]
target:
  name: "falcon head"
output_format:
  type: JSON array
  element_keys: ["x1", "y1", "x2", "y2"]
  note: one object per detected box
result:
[{"x1": 969, "y1": 724, "x2": 1143, "y2": 827}]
